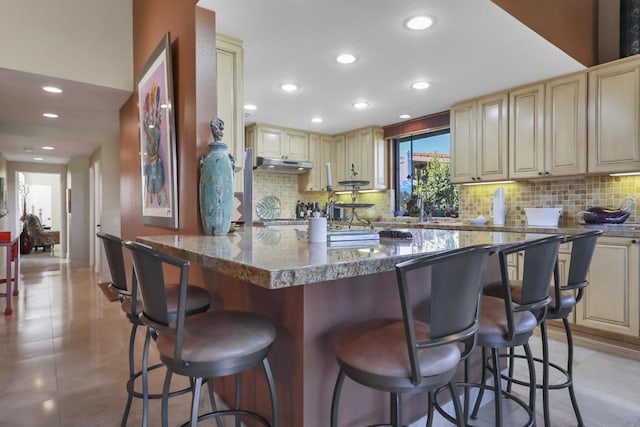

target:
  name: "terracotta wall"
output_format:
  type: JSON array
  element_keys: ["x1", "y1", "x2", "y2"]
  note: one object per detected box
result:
[
  {"x1": 491, "y1": 0, "x2": 598, "y2": 66},
  {"x1": 120, "y1": 1, "x2": 214, "y2": 244}
]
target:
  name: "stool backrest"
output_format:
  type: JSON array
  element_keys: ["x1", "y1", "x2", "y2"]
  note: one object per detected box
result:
[
  {"x1": 124, "y1": 241, "x2": 190, "y2": 361},
  {"x1": 498, "y1": 235, "x2": 563, "y2": 336},
  {"x1": 97, "y1": 232, "x2": 130, "y2": 295},
  {"x1": 395, "y1": 245, "x2": 492, "y2": 386},
  {"x1": 554, "y1": 230, "x2": 603, "y2": 308}
]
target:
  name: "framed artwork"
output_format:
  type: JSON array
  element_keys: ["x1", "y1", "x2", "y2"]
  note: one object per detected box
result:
[{"x1": 136, "y1": 32, "x2": 178, "y2": 228}]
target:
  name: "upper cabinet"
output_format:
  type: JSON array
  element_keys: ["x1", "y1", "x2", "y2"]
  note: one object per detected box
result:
[
  {"x1": 245, "y1": 124, "x2": 310, "y2": 162},
  {"x1": 588, "y1": 56, "x2": 640, "y2": 174},
  {"x1": 334, "y1": 126, "x2": 387, "y2": 190},
  {"x1": 509, "y1": 83, "x2": 545, "y2": 179},
  {"x1": 544, "y1": 72, "x2": 587, "y2": 177},
  {"x1": 451, "y1": 93, "x2": 508, "y2": 184},
  {"x1": 300, "y1": 134, "x2": 333, "y2": 192},
  {"x1": 216, "y1": 34, "x2": 244, "y2": 192},
  {"x1": 509, "y1": 74, "x2": 587, "y2": 179}
]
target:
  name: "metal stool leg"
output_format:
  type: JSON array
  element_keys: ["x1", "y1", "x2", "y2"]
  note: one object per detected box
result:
[
  {"x1": 190, "y1": 377, "x2": 203, "y2": 427},
  {"x1": 471, "y1": 346, "x2": 488, "y2": 419},
  {"x1": 263, "y1": 358, "x2": 279, "y2": 427},
  {"x1": 564, "y1": 317, "x2": 584, "y2": 426},
  {"x1": 540, "y1": 321, "x2": 551, "y2": 427},
  {"x1": 491, "y1": 348, "x2": 503, "y2": 427},
  {"x1": 121, "y1": 323, "x2": 137, "y2": 427},
  {"x1": 235, "y1": 373, "x2": 242, "y2": 427},
  {"x1": 330, "y1": 369, "x2": 346, "y2": 427}
]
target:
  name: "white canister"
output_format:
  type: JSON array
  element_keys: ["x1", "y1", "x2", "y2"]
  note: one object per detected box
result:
[{"x1": 308, "y1": 217, "x2": 328, "y2": 243}]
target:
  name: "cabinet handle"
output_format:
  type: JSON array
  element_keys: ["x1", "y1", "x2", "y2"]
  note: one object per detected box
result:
[
  {"x1": 632, "y1": 239, "x2": 638, "y2": 244},
  {"x1": 471, "y1": 177, "x2": 476, "y2": 181},
  {"x1": 538, "y1": 172, "x2": 543, "y2": 176},
  {"x1": 545, "y1": 171, "x2": 550, "y2": 175},
  {"x1": 476, "y1": 177, "x2": 481, "y2": 180}
]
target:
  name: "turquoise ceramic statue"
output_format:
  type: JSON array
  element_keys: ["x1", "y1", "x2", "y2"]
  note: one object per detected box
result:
[{"x1": 199, "y1": 117, "x2": 234, "y2": 235}]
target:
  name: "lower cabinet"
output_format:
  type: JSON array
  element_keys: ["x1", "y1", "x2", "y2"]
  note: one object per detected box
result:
[{"x1": 575, "y1": 237, "x2": 640, "y2": 336}]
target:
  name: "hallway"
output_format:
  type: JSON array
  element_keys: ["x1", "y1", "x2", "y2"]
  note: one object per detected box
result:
[{"x1": 1, "y1": 253, "x2": 640, "y2": 426}]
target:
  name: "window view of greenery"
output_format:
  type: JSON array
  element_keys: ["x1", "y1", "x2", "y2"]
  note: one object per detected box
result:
[{"x1": 396, "y1": 130, "x2": 459, "y2": 217}]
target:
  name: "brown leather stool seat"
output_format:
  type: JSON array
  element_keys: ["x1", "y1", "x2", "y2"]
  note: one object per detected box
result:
[
  {"x1": 331, "y1": 245, "x2": 492, "y2": 427},
  {"x1": 125, "y1": 241, "x2": 279, "y2": 427},
  {"x1": 98, "y1": 232, "x2": 212, "y2": 427}
]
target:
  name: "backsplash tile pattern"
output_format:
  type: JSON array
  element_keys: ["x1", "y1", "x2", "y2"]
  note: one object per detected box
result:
[
  {"x1": 253, "y1": 173, "x2": 640, "y2": 226},
  {"x1": 460, "y1": 176, "x2": 640, "y2": 226},
  {"x1": 252, "y1": 172, "x2": 300, "y2": 219}
]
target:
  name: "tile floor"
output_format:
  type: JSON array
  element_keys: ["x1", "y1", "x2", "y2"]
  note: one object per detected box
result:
[{"x1": 1, "y1": 252, "x2": 640, "y2": 426}]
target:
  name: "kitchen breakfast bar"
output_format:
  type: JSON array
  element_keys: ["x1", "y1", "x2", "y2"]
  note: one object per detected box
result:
[{"x1": 138, "y1": 228, "x2": 548, "y2": 426}]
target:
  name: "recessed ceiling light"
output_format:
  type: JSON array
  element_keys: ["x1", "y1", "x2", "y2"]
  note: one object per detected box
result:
[
  {"x1": 41, "y1": 146, "x2": 55, "y2": 150},
  {"x1": 352, "y1": 102, "x2": 370, "y2": 109},
  {"x1": 411, "y1": 81, "x2": 430, "y2": 90},
  {"x1": 244, "y1": 104, "x2": 258, "y2": 111},
  {"x1": 42, "y1": 113, "x2": 58, "y2": 118},
  {"x1": 42, "y1": 86, "x2": 62, "y2": 94},
  {"x1": 33, "y1": 157, "x2": 44, "y2": 161},
  {"x1": 311, "y1": 117, "x2": 323, "y2": 123},
  {"x1": 405, "y1": 16, "x2": 434, "y2": 31},
  {"x1": 336, "y1": 54, "x2": 357, "y2": 64},
  {"x1": 280, "y1": 83, "x2": 299, "y2": 92},
  {"x1": 399, "y1": 114, "x2": 412, "y2": 119}
]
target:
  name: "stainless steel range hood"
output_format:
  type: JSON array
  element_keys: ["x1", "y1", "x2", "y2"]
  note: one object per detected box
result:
[{"x1": 254, "y1": 156, "x2": 313, "y2": 174}]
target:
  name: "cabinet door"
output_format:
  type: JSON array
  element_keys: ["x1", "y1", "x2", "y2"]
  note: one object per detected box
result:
[
  {"x1": 345, "y1": 132, "x2": 361, "y2": 180},
  {"x1": 216, "y1": 35, "x2": 244, "y2": 193},
  {"x1": 588, "y1": 59, "x2": 640, "y2": 173},
  {"x1": 320, "y1": 136, "x2": 334, "y2": 191},
  {"x1": 450, "y1": 101, "x2": 478, "y2": 184},
  {"x1": 333, "y1": 135, "x2": 348, "y2": 184},
  {"x1": 372, "y1": 128, "x2": 388, "y2": 190},
  {"x1": 359, "y1": 129, "x2": 373, "y2": 188},
  {"x1": 299, "y1": 134, "x2": 321, "y2": 192},
  {"x1": 257, "y1": 127, "x2": 284, "y2": 158},
  {"x1": 575, "y1": 237, "x2": 639, "y2": 336},
  {"x1": 477, "y1": 93, "x2": 509, "y2": 181},
  {"x1": 509, "y1": 84, "x2": 545, "y2": 179},
  {"x1": 545, "y1": 72, "x2": 587, "y2": 177},
  {"x1": 284, "y1": 130, "x2": 309, "y2": 161}
]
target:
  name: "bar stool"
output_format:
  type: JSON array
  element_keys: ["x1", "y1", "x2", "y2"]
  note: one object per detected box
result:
[
  {"x1": 330, "y1": 245, "x2": 492, "y2": 427},
  {"x1": 124, "y1": 241, "x2": 279, "y2": 427},
  {"x1": 97, "y1": 233, "x2": 212, "y2": 426},
  {"x1": 467, "y1": 235, "x2": 562, "y2": 427},
  {"x1": 485, "y1": 230, "x2": 602, "y2": 426}
]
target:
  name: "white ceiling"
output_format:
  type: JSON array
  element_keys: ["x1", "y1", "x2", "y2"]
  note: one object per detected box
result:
[
  {"x1": 199, "y1": 0, "x2": 585, "y2": 135},
  {"x1": 0, "y1": 0, "x2": 585, "y2": 165}
]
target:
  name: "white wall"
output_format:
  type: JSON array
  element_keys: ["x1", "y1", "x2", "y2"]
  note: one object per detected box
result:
[
  {"x1": 91, "y1": 142, "x2": 121, "y2": 281},
  {"x1": 0, "y1": 0, "x2": 133, "y2": 92},
  {"x1": 66, "y1": 157, "x2": 90, "y2": 268}
]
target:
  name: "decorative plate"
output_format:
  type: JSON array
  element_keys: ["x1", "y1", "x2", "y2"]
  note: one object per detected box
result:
[{"x1": 256, "y1": 196, "x2": 281, "y2": 220}]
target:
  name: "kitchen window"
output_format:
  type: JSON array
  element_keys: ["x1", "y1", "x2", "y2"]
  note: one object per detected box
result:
[{"x1": 395, "y1": 129, "x2": 459, "y2": 217}]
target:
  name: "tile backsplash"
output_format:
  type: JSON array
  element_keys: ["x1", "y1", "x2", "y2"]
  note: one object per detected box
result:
[
  {"x1": 253, "y1": 173, "x2": 640, "y2": 225},
  {"x1": 460, "y1": 175, "x2": 640, "y2": 226}
]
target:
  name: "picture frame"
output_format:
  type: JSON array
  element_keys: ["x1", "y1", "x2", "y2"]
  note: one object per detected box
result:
[{"x1": 136, "y1": 32, "x2": 178, "y2": 229}]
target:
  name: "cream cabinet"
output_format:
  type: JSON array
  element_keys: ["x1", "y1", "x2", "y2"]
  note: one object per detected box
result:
[
  {"x1": 450, "y1": 93, "x2": 508, "y2": 184},
  {"x1": 245, "y1": 124, "x2": 310, "y2": 162},
  {"x1": 333, "y1": 135, "x2": 348, "y2": 184},
  {"x1": 335, "y1": 126, "x2": 387, "y2": 190},
  {"x1": 509, "y1": 73, "x2": 587, "y2": 179},
  {"x1": 575, "y1": 237, "x2": 639, "y2": 337},
  {"x1": 588, "y1": 56, "x2": 640, "y2": 174},
  {"x1": 544, "y1": 72, "x2": 587, "y2": 177},
  {"x1": 300, "y1": 134, "x2": 333, "y2": 192},
  {"x1": 216, "y1": 34, "x2": 244, "y2": 192},
  {"x1": 509, "y1": 84, "x2": 545, "y2": 179}
]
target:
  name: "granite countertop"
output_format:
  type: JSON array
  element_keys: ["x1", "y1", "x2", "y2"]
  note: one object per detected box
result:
[
  {"x1": 138, "y1": 228, "x2": 551, "y2": 290},
  {"x1": 258, "y1": 218, "x2": 640, "y2": 238}
]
